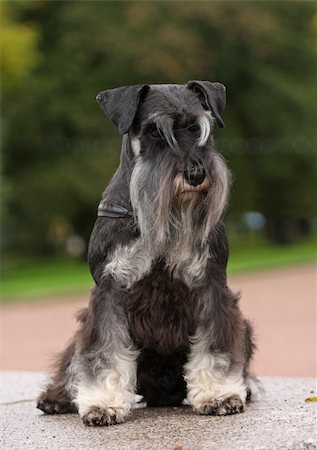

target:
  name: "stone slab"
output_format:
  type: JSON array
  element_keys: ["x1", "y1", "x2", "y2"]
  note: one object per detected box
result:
[{"x1": 0, "y1": 373, "x2": 316, "y2": 449}]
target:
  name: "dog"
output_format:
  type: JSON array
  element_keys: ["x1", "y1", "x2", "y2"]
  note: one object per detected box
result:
[{"x1": 37, "y1": 81, "x2": 255, "y2": 426}]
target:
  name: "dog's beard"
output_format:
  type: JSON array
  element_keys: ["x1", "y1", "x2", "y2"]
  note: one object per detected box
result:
[{"x1": 130, "y1": 152, "x2": 230, "y2": 253}]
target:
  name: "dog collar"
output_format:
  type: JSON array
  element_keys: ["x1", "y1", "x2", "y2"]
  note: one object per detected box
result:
[{"x1": 97, "y1": 201, "x2": 134, "y2": 219}]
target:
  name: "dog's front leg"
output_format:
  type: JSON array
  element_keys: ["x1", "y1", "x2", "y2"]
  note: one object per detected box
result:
[
  {"x1": 184, "y1": 288, "x2": 249, "y2": 416},
  {"x1": 74, "y1": 284, "x2": 138, "y2": 427},
  {"x1": 185, "y1": 327, "x2": 247, "y2": 415}
]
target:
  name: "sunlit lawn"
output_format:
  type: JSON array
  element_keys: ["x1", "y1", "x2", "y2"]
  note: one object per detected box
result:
[
  {"x1": 228, "y1": 234, "x2": 316, "y2": 273},
  {"x1": 1, "y1": 235, "x2": 316, "y2": 302},
  {"x1": 0, "y1": 259, "x2": 94, "y2": 301}
]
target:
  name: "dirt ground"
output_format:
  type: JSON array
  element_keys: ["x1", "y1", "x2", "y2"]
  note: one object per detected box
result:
[{"x1": 0, "y1": 264, "x2": 316, "y2": 376}]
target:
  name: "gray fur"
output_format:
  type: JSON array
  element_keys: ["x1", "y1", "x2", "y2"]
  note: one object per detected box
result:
[{"x1": 37, "y1": 82, "x2": 255, "y2": 426}]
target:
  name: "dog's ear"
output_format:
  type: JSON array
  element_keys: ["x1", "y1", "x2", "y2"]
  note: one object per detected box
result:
[
  {"x1": 96, "y1": 85, "x2": 150, "y2": 135},
  {"x1": 187, "y1": 80, "x2": 226, "y2": 128}
]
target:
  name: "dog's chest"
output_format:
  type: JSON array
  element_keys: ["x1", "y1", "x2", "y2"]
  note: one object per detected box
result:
[
  {"x1": 103, "y1": 239, "x2": 209, "y2": 291},
  {"x1": 103, "y1": 240, "x2": 206, "y2": 353},
  {"x1": 125, "y1": 260, "x2": 201, "y2": 353}
]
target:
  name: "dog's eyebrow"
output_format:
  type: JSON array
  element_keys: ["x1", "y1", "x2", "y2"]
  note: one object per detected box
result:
[
  {"x1": 197, "y1": 115, "x2": 212, "y2": 147},
  {"x1": 149, "y1": 115, "x2": 178, "y2": 151},
  {"x1": 173, "y1": 121, "x2": 198, "y2": 132}
]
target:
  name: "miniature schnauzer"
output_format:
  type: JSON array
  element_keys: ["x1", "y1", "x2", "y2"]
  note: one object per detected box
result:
[{"x1": 37, "y1": 81, "x2": 255, "y2": 426}]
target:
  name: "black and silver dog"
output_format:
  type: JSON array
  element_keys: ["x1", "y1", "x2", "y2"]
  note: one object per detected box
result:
[{"x1": 37, "y1": 81, "x2": 255, "y2": 426}]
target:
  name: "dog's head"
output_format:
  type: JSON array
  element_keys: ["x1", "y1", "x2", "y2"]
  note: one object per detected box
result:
[{"x1": 97, "y1": 82, "x2": 230, "y2": 248}]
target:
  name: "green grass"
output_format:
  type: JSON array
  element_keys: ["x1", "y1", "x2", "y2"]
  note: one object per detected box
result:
[
  {"x1": 1, "y1": 235, "x2": 316, "y2": 302},
  {"x1": 0, "y1": 259, "x2": 93, "y2": 302},
  {"x1": 228, "y1": 234, "x2": 317, "y2": 274}
]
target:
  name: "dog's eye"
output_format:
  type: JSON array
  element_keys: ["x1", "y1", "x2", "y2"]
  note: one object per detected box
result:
[
  {"x1": 151, "y1": 129, "x2": 162, "y2": 139},
  {"x1": 188, "y1": 123, "x2": 200, "y2": 134}
]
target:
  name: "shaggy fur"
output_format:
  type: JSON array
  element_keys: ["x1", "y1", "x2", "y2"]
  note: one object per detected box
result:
[{"x1": 37, "y1": 81, "x2": 255, "y2": 426}]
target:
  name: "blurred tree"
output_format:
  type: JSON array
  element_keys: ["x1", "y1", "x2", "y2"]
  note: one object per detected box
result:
[
  {"x1": 0, "y1": 3, "x2": 40, "y2": 90},
  {"x1": 2, "y1": 0, "x2": 316, "y2": 258}
]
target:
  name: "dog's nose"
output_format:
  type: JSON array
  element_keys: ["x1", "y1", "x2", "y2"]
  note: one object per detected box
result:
[{"x1": 184, "y1": 164, "x2": 206, "y2": 186}]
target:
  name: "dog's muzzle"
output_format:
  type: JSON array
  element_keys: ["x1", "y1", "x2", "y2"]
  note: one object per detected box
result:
[
  {"x1": 174, "y1": 162, "x2": 210, "y2": 198},
  {"x1": 184, "y1": 164, "x2": 206, "y2": 187}
]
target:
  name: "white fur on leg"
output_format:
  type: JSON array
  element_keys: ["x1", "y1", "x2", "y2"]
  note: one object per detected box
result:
[
  {"x1": 74, "y1": 345, "x2": 139, "y2": 422},
  {"x1": 184, "y1": 328, "x2": 247, "y2": 413}
]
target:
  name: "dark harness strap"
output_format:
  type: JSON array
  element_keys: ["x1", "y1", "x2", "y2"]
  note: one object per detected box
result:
[{"x1": 97, "y1": 201, "x2": 134, "y2": 219}]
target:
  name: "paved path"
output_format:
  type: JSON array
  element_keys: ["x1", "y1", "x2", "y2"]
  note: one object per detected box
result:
[
  {"x1": 0, "y1": 264, "x2": 316, "y2": 376},
  {"x1": 0, "y1": 372, "x2": 316, "y2": 450}
]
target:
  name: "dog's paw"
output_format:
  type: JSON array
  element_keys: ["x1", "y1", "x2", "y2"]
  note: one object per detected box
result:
[
  {"x1": 82, "y1": 406, "x2": 129, "y2": 427},
  {"x1": 193, "y1": 395, "x2": 245, "y2": 416},
  {"x1": 37, "y1": 397, "x2": 77, "y2": 415}
]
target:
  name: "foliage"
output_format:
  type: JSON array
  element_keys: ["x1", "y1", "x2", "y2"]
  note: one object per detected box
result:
[
  {"x1": 0, "y1": 3, "x2": 40, "y2": 90},
  {"x1": 1, "y1": 0, "x2": 317, "y2": 258}
]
